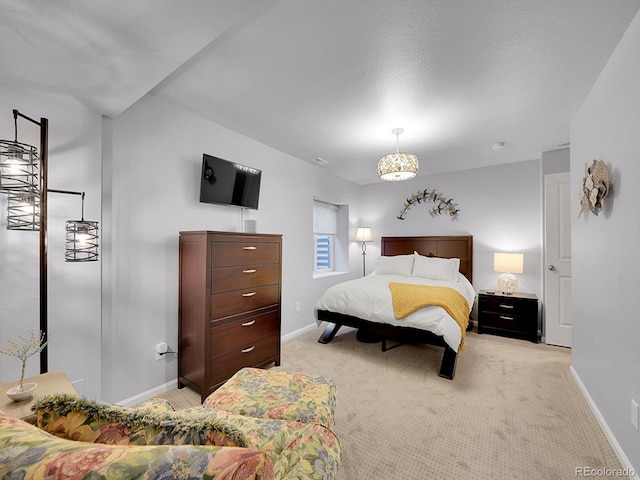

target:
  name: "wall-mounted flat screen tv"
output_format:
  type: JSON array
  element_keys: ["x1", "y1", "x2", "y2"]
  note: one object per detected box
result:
[{"x1": 199, "y1": 154, "x2": 261, "y2": 209}]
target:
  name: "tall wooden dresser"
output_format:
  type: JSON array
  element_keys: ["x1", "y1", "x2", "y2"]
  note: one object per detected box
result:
[{"x1": 178, "y1": 231, "x2": 282, "y2": 401}]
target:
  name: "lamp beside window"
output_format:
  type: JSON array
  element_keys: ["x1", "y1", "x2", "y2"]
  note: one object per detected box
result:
[
  {"x1": 493, "y1": 252, "x2": 524, "y2": 294},
  {"x1": 355, "y1": 227, "x2": 372, "y2": 276}
]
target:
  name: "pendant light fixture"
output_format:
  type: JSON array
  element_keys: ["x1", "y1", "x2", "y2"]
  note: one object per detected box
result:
[{"x1": 377, "y1": 128, "x2": 419, "y2": 181}]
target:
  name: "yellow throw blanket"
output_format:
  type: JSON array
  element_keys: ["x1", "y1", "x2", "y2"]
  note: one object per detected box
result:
[{"x1": 388, "y1": 282, "x2": 470, "y2": 350}]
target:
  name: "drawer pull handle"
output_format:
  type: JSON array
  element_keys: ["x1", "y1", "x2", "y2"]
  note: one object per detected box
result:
[
  {"x1": 242, "y1": 292, "x2": 256, "y2": 297},
  {"x1": 242, "y1": 320, "x2": 256, "y2": 327},
  {"x1": 243, "y1": 269, "x2": 257, "y2": 274},
  {"x1": 500, "y1": 316, "x2": 514, "y2": 321},
  {"x1": 499, "y1": 304, "x2": 514, "y2": 309},
  {"x1": 242, "y1": 246, "x2": 257, "y2": 250},
  {"x1": 241, "y1": 346, "x2": 255, "y2": 353}
]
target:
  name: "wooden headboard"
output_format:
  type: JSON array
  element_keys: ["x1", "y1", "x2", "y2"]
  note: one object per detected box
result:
[{"x1": 381, "y1": 235, "x2": 473, "y2": 283}]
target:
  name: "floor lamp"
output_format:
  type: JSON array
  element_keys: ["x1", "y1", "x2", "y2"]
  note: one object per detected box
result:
[
  {"x1": 355, "y1": 227, "x2": 372, "y2": 276},
  {"x1": 0, "y1": 109, "x2": 49, "y2": 373},
  {"x1": 1, "y1": 109, "x2": 99, "y2": 374}
]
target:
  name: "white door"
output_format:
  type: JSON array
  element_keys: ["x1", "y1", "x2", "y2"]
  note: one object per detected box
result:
[{"x1": 544, "y1": 172, "x2": 572, "y2": 347}]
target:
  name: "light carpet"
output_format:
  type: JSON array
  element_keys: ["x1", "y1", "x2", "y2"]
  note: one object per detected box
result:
[{"x1": 158, "y1": 328, "x2": 622, "y2": 480}]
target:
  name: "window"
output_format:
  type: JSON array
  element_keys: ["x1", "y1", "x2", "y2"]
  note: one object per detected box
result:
[{"x1": 313, "y1": 200, "x2": 338, "y2": 272}]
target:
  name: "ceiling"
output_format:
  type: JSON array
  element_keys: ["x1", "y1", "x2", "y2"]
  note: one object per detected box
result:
[{"x1": 1, "y1": 1, "x2": 638, "y2": 185}]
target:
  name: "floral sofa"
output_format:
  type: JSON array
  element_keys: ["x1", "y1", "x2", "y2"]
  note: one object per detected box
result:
[{"x1": 5, "y1": 367, "x2": 340, "y2": 480}]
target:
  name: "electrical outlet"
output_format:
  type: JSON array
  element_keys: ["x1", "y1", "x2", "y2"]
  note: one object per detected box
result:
[
  {"x1": 295, "y1": 302, "x2": 301, "y2": 313},
  {"x1": 155, "y1": 342, "x2": 168, "y2": 361},
  {"x1": 631, "y1": 399, "x2": 639, "y2": 431}
]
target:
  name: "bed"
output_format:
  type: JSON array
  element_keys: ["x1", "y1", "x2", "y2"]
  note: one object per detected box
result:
[{"x1": 315, "y1": 235, "x2": 474, "y2": 379}]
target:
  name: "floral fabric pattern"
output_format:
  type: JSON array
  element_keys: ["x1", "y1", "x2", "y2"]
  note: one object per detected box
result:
[
  {"x1": 32, "y1": 393, "x2": 248, "y2": 448},
  {"x1": 203, "y1": 367, "x2": 337, "y2": 431},
  {"x1": 182, "y1": 407, "x2": 341, "y2": 480},
  {"x1": 0, "y1": 411, "x2": 274, "y2": 480}
]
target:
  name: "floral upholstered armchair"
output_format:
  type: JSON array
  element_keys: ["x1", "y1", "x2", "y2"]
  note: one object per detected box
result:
[{"x1": 27, "y1": 367, "x2": 341, "y2": 480}]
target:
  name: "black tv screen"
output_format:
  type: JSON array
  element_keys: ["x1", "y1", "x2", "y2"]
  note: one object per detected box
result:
[{"x1": 199, "y1": 154, "x2": 261, "y2": 209}]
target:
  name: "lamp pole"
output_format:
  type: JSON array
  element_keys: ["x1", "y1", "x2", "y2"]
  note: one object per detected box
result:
[{"x1": 13, "y1": 110, "x2": 49, "y2": 373}]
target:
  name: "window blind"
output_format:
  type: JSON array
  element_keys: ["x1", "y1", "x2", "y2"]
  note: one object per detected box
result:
[{"x1": 313, "y1": 200, "x2": 338, "y2": 234}]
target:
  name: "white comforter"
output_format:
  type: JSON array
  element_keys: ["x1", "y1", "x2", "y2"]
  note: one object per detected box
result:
[{"x1": 315, "y1": 273, "x2": 476, "y2": 352}]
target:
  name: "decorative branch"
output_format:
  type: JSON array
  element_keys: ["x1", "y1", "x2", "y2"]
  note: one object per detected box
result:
[
  {"x1": 0, "y1": 330, "x2": 47, "y2": 391},
  {"x1": 397, "y1": 188, "x2": 460, "y2": 221}
]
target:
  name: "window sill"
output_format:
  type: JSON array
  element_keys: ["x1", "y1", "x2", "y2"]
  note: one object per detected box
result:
[{"x1": 313, "y1": 271, "x2": 347, "y2": 280}]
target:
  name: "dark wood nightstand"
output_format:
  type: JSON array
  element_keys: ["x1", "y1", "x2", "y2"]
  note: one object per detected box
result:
[{"x1": 477, "y1": 290, "x2": 538, "y2": 342}]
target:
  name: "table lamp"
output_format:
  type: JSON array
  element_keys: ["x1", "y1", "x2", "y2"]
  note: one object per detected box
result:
[{"x1": 493, "y1": 252, "x2": 524, "y2": 294}]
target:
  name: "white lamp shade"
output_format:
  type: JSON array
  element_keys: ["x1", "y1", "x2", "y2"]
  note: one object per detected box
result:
[
  {"x1": 355, "y1": 227, "x2": 372, "y2": 242},
  {"x1": 493, "y1": 252, "x2": 524, "y2": 274}
]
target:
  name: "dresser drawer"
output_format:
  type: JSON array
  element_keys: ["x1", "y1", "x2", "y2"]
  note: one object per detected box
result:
[
  {"x1": 211, "y1": 284, "x2": 280, "y2": 319},
  {"x1": 211, "y1": 242, "x2": 280, "y2": 268},
  {"x1": 210, "y1": 310, "x2": 279, "y2": 355},
  {"x1": 480, "y1": 295, "x2": 536, "y2": 316},
  {"x1": 209, "y1": 335, "x2": 279, "y2": 388},
  {"x1": 211, "y1": 264, "x2": 279, "y2": 294}
]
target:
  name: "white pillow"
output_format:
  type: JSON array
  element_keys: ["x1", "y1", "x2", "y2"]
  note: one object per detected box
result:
[
  {"x1": 373, "y1": 254, "x2": 415, "y2": 276},
  {"x1": 412, "y1": 252, "x2": 460, "y2": 282}
]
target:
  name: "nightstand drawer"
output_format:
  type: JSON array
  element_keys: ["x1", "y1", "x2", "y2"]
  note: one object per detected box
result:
[
  {"x1": 481, "y1": 312, "x2": 535, "y2": 334},
  {"x1": 480, "y1": 295, "x2": 537, "y2": 316}
]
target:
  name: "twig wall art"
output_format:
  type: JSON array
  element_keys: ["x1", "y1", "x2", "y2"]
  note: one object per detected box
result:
[{"x1": 397, "y1": 188, "x2": 460, "y2": 221}]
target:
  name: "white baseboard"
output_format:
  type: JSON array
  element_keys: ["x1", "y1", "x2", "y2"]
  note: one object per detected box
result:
[
  {"x1": 570, "y1": 365, "x2": 639, "y2": 480},
  {"x1": 282, "y1": 322, "x2": 318, "y2": 342},
  {"x1": 116, "y1": 379, "x2": 178, "y2": 407}
]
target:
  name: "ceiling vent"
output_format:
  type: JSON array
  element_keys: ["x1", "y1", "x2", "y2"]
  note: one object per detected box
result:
[{"x1": 311, "y1": 157, "x2": 330, "y2": 166}]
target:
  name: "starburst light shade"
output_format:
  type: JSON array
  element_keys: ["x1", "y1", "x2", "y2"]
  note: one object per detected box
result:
[
  {"x1": 378, "y1": 128, "x2": 419, "y2": 181},
  {"x1": 378, "y1": 153, "x2": 419, "y2": 181}
]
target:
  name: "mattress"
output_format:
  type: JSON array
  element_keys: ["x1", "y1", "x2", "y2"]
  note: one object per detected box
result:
[{"x1": 315, "y1": 272, "x2": 476, "y2": 352}]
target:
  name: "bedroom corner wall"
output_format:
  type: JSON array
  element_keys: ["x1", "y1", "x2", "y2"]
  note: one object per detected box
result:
[
  {"x1": 101, "y1": 94, "x2": 361, "y2": 403},
  {"x1": 570, "y1": 8, "x2": 640, "y2": 473}
]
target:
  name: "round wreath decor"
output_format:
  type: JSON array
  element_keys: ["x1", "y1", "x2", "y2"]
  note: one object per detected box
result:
[{"x1": 397, "y1": 188, "x2": 460, "y2": 220}]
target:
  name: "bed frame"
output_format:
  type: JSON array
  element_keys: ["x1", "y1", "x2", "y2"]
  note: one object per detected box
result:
[{"x1": 317, "y1": 235, "x2": 473, "y2": 380}]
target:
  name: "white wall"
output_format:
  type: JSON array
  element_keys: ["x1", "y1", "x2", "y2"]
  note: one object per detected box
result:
[
  {"x1": 102, "y1": 94, "x2": 362, "y2": 402},
  {"x1": 358, "y1": 160, "x2": 543, "y2": 314},
  {"x1": 570, "y1": 9, "x2": 640, "y2": 472},
  {"x1": 0, "y1": 84, "x2": 102, "y2": 398}
]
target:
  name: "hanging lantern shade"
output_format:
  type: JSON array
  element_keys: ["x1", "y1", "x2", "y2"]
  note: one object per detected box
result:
[
  {"x1": 0, "y1": 140, "x2": 39, "y2": 193},
  {"x1": 6, "y1": 190, "x2": 40, "y2": 231},
  {"x1": 65, "y1": 219, "x2": 99, "y2": 262}
]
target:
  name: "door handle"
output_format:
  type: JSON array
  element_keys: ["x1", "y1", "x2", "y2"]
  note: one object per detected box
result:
[
  {"x1": 242, "y1": 269, "x2": 257, "y2": 274},
  {"x1": 242, "y1": 292, "x2": 256, "y2": 297},
  {"x1": 241, "y1": 320, "x2": 256, "y2": 327},
  {"x1": 242, "y1": 246, "x2": 257, "y2": 250},
  {"x1": 241, "y1": 346, "x2": 255, "y2": 353},
  {"x1": 548, "y1": 265, "x2": 556, "y2": 271}
]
